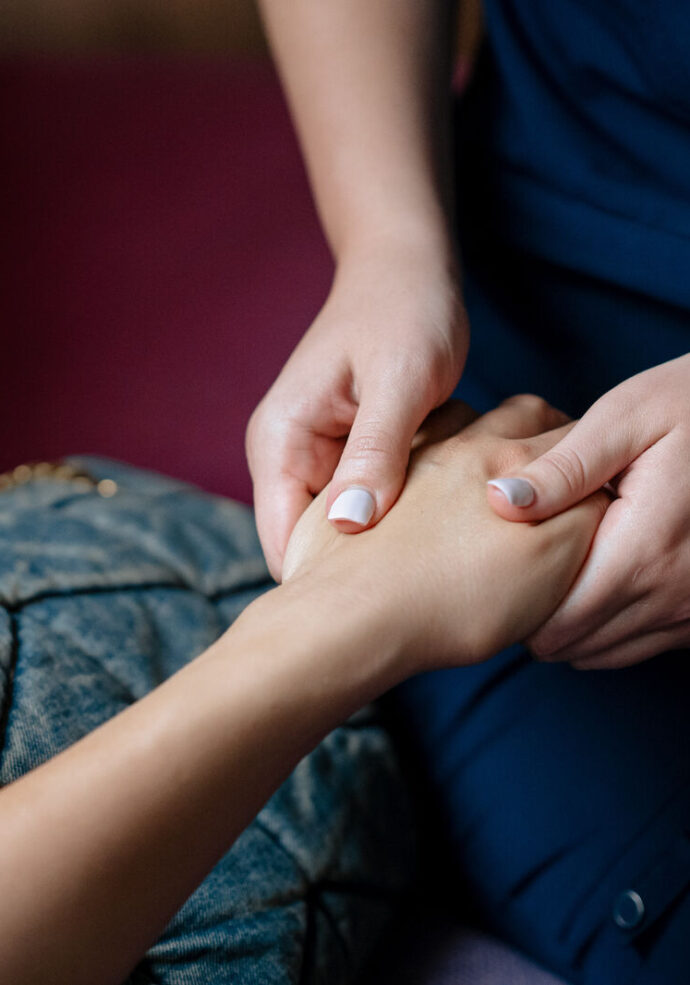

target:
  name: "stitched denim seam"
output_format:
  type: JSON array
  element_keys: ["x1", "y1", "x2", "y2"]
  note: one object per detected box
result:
[
  {"x1": 208, "y1": 574, "x2": 274, "y2": 602},
  {"x1": 0, "y1": 576, "x2": 273, "y2": 775},
  {"x1": 253, "y1": 817, "x2": 353, "y2": 965},
  {"x1": 2, "y1": 581, "x2": 191, "y2": 613},
  {"x1": 0, "y1": 574, "x2": 272, "y2": 614},
  {"x1": 298, "y1": 889, "x2": 318, "y2": 985},
  {"x1": 0, "y1": 610, "x2": 18, "y2": 778}
]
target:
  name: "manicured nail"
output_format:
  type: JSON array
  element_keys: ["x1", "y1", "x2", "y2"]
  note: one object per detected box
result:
[
  {"x1": 487, "y1": 477, "x2": 536, "y2": 507},
  {"x1": 328, "y1": 487, "x2": 376, "y2": 526}
]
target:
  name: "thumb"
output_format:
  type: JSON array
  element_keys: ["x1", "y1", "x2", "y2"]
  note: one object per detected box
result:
[
  {"x1": 326, "y1": 386, "x2": 431, "y2": 533},
  {"x1": 486, "y1": 396, "x2": 647, "y2": 521}
]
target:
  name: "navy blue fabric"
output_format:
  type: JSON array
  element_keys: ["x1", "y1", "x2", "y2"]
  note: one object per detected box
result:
[
  {"x1": 395, "y1": 5, "x2": 690, "y2": 981},
  {"x1": 454, "y1": 238, "x2": 689, "y2": 420},
  {"x1": 394, "y1": 244, "x2": 690, "y2": 985},
  {"x1": 457, "y1": 0, "x2": 690, "y2": 313}
]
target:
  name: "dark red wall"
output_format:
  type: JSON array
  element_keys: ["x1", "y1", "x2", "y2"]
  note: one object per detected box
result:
[{"x1": 2, "y1": 57, "x2": 332, "y2": 503}]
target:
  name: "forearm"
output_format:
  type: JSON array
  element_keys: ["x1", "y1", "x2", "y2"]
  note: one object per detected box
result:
[
  {"x1": 0, "y1": 576, "x2": 403, "y2": 985},
  {"x1": 258, "y1": 0, "x2": 457, "y2": 260}
]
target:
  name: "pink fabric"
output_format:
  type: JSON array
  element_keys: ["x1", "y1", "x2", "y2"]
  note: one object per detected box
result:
[{"x1": 2, "y1": 56, "x2": 332, "y2": 502}]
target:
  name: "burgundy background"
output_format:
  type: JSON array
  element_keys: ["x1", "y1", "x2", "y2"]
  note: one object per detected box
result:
[
  {"x1": 0, "y1": 54, "x2": 569, "y2": 985},
  {"x1": 2, "y1": 56, "x2": 332, "y2": 503}
]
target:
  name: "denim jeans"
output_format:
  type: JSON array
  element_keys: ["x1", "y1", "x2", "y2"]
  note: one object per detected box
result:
[{"x1": 0, "y1": 457, "x2": 415, "y2": 984}]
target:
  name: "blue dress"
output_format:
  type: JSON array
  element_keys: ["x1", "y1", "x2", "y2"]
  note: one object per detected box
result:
[{"x1": 395, "y1": 3, "x2": 690, "y2": 983}]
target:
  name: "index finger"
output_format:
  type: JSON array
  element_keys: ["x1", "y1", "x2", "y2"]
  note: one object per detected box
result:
[{"x1": 253, "y1": 471, "x2": 314, "y2": 582}]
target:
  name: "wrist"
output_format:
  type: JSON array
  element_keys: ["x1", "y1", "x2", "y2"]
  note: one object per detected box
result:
[
  {"x1": 332, "y1": 230, "x2": 465, "y2": 332},
  {"x1": 218, "y1": 571, "x2": 407, "y2": 729},
  {"x1": 334, "y1": 211, "x2": 459, "y2": 279}
]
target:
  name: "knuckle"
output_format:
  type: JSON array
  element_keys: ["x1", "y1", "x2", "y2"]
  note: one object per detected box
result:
[
  {"x1": 506, "y1": 392, "x2": 551, "y2": 415},
  {"x1": 486, "y1": 438, "x2": 535, "y2": 478},
  {"x1": 245, "y1": 411, "x2": 265, "y2": 454},
  {"x1": 246, "y1": 399, "x2": 277, "y2": 444},
  {"x1": 345, "y1": 428, "x2": 397, "y2": 463},
  {"x1": 251, "y1": 402, "x2": 290, "y2": 444},
  {"x1": 540, "y1": 446, "x2": 588, "y2": 494},
  {"x1": 506, "y1": 439, "x2": 537, "y2": 468},
  {"x1": 245, "y1": 404, "x2": 296, "y2": 477},
  {"x1": 503, "y1": 392, "x2": 568, "y2": 433},
  {"x1": 380, "y1": 349, "x2": 449, "y2": 405},
  {"x1": 425, "y1": 344, "x2": 464, "y2": 398},
  {"x1": 383, "y1": 360, "x2": 432, "y2": 403},
  {"x1": 245, "y1": 404, "x2": 262, "y2": 440},
  {"x1": 244, "y1": 411, "x2": 262, "y2": 467}
]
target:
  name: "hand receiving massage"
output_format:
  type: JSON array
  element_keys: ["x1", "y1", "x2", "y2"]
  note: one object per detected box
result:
[
  {"x1": 0, "y1": 396, "x2": 607, "y2": 985},
  {"x1": 487, "y1": 355, "x2": 690, "y2": 669},
  {"x1": 282, "y1": 395, "x2": 609, "y2": 673}
]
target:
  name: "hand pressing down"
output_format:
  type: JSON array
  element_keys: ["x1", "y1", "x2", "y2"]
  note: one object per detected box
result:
[
  {"x1": 246, "y1": 248, "x2": 470, "y2": 580},
  {"x1": 487, "y1": 355, "x2": 690, "y2": 669},
  {"x1": 283, "y1": 396, "x2": 609, "y2": 676}
]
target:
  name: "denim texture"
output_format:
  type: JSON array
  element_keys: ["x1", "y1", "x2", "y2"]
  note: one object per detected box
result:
[{"x1": 0, "y1": 457, "x2": 415, "y2": 984}]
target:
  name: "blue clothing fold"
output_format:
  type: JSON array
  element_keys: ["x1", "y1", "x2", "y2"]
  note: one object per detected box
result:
[{"x1": 396, "y1": 5, "x2": 690, "y2": 981}]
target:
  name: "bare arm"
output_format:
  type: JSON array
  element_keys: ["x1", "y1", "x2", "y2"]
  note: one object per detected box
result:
[
  {"x1": 258, "y1": 0, "x2": 456, "y2": 257},
  {"x1": 248, "y1": 0, "x2": 469, "y2": 580},
  {"x1": 0, "y1": 580, "x2": 397, "y2": 985},
  {"x1": 0, "y1": 399, "x2": 608, "y2": 985}
]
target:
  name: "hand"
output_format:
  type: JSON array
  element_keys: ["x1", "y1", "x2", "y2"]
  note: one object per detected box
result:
[
  {"x1": 246, "y1": 241, "x2": 469, "y2": 580},
  {"x1": 283, "y1": 396, "x2": 608, "y2": 676},
  {"x1": 486, "y1": 354, "x2": 690, "y2": 669}
]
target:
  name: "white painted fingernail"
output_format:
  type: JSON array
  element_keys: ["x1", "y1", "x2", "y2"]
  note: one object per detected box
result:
[
  {"x1": 328, "y1": 487, "x2": 376, "y2": 526},
  {"x1": 487, "y1": 477, "x2": 536, "y2": 507}
]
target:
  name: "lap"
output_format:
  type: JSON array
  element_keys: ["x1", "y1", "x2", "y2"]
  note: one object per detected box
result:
[
  {"x1": 392, "y1": 647, "x2": 690, "y2": 983},
  {"x1": 398, "y1": 242, "x2": 690, "y2": 984}
]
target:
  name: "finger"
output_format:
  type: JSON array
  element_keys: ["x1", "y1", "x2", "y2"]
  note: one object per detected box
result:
[
  {"x1": 531, "y1": 593, "x2": 646, "y2": 662},
  {"x1": 527, "y1": 509, "x2": 637, "y2": 658},
  {"x1": 519, "y1": 422, "x2": 576, "y2": 457},
  {"x1": 326, "y1": 382, "x2": 433, "y2": 533},
  {"x1": 467, "y1": 394, "x2": 571, "y2": 440},
  {"x1": 486, "y1": 387, "x2": 659, "y2": 520},
  {"x1": 500, "y1": 488, "x2": 610, "y2": 647},
  {"x1": 569, "y1": 621, "x2": 690, "y2": 670},
  {"x1": 529, "y1": 434, "x2": 681, "y2": 659},
  {"x1": 253, "y1": 472, "x2": 314, "y2": 582},
  {"x1": 248, "y1": 417, "x2": 345, "y2": 580}
]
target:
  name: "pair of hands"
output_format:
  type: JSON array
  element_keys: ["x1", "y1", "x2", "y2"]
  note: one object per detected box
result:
[
  {"x1": 247, "y1": 250, "x2": 690, "y2": 669},
  {"x1": 281, "y1": 396, "x2": 608, "y2": 676}
]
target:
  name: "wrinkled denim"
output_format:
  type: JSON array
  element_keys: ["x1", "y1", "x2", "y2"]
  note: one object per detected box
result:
[{"x1": 0, "y1": 457, "x2": 415, "y2": 985}]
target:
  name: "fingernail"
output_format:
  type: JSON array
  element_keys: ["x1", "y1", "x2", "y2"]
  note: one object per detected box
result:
[
  {"x1": 487, "y1": 477, "x2": 536, "y2": 507},
  {"x1": 328, "y1": 487, "x2": 376, "y2": 526}
]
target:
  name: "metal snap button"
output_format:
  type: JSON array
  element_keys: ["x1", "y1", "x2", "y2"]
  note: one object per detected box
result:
[{"x1": 613, "y1": 889, "x2": 645, "y2": 930}]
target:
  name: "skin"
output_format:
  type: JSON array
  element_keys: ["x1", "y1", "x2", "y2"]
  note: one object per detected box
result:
[
  {"x1": 252, "y1": 1, "x2": 686, "y2": 670},
  {"x1": 248, "y1": 0, "x2": 466, "y2": 580},
  {"x1": 488, "y1": 355, "x2": 690, "y2": 669},
  {"x1": 0, "y1": 397, "x2": 607, "y2": 984},
  {"x1": 283, "y1": 397, "x2": 610, "y2": 671}
]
